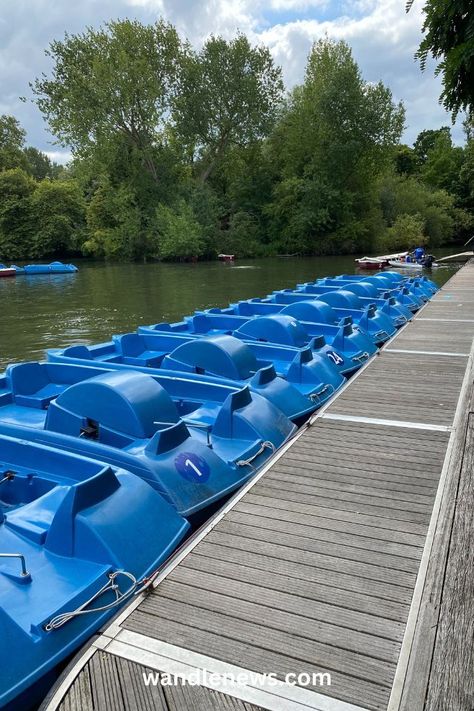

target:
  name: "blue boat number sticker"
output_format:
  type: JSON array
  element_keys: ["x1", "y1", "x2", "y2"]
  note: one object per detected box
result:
[
  {"x1": 175, "y1": 452, "x2": 211, "y2": 483},
  {"x1": 327, "y1": 350, "x2": 344, "y2": 365}
]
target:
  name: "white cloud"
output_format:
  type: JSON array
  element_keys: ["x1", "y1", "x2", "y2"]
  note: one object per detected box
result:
[
  {"x1": 45, "y1": 150, "x2": 72, "y2": 165},
  {"x1": 269, "y1": 0, "x2": 328, "y2": 10}
]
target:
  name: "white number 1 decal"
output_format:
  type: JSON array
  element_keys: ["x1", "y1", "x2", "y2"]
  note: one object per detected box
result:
[{"x1": 185, "y1": 459, "x2": 203, "y2": 477}]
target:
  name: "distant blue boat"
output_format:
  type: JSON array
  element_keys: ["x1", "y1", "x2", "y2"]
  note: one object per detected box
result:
[
  {"x1": 12, "y1": 261, "x2": 78, "y2": 275},
  {"x1": 264, "y1": 289, "x2": 413, "y2": 325},
  {"x1": 317, "y1": 276, "x2": 431, "y2": 303},
  {"x1": 205, "y1": 297, "x2": 400, "y2": 345},
  {"x1": 293, "y1": 281, "x2": 424, "y2": 312},
  {"x1": 0, "y1": 434, "x2": 188, "y2": 708},
  {"x1": 331, "y1": 271, "x2": 439, "y2": 296},
  {"x1": 0, "y1": 361, "x2": 295, "y2": 518},
  {"x1": 140, "y1": 314, "x2": 376, "y2": 377}
]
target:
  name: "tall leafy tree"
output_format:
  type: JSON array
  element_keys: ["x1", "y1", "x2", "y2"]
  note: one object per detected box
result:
[
  {"x1": 267, "y1": 39, "x2": 405, "y2": 254},
  {"x1": 32, "y1": 19, "x2": 183, "y2": 182},
  {"x1": 409, "y1": 0, "x2": 474, "y2": 119},
  {"x1": 174, "y1": 34, "x2": 284, "y2": 182},
  {"x1": 23, "y1": 147, "x2": 60, "y2": 180},
  {"x1": 0, "y1": 115, "x2": 28, "y2": 171},
  {"x1": 0, "y1": 169, "x2": 36, "y2": 259}
]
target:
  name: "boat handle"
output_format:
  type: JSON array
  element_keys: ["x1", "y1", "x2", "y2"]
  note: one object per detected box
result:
[
  {"x1": 0, "y1": 553, "x2": 31, "y2": 580},
  {"x1": 180, "y1": 419, "x2": 212, "y2": 445},
  {"x1": 310, "y1": 384, "x2": 334, "y2": 402},
  {"x1": 236, "y1": 440, "x2": 275, "y2": 470},
  {"x1": 352, "y1": 351, "x2": 370, "y2": 362},
  {"x1": 374, "y1": 330, "x2": 390, "y2": 341}
]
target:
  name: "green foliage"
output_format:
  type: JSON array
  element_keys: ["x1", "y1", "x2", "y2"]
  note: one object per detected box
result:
[
  {"x1": 154, "y1": 201, "x2": 205, "y2": 260},
  {"x1": 378, "y1": 171, "x2": 470, "y2": 248},
  {"x1": 266, "y1": 38, "x2": 405, "y2": 254},
  {"x1": 32, "y1": 19, "x2": 182, "y2": 183},
  {"x1": 378, "y1": 213, "x2": 426, "y2": 252},
  {"x1": 29, "y1": 180, "x2": 86, "y2": 256},
  {"x1": 85, "y1": 178, "x2": 143, "y2": 259},
  {"x1": 0, "y1": 170, "x2": 85, "y2": 259},
  {"x1": 411, "y1": 0, "x2": 474, "y2": 119},
  {"x1": 394, "y1": 145, "x2": 418, "y2": 175},
  {"x1": 23, "y1": 147, "x2": 60, "y2": 180},
  {"x1": 0, "y1": 115, "x2": 28, "y2": 171},
  {"x1": 0, "y1": 169, "x2": 35, "y2": 259},
  {"x1": 218, "y1": 211, "x2": 261, "y2": 257},
  {"x1": 0, "y1": 21, "x2": 468, "y2": 263},
  {"x1": 174, "y1": 33, "x2": 283, "y2": 182}
]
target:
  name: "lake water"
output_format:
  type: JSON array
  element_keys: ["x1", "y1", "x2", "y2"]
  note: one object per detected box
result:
[{"x1": 0, "y1": 255, "x2": 459, "y2": 369}]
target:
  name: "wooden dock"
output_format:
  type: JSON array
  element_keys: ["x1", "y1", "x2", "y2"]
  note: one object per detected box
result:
[{"x1": 41, "y1": 263, "x2": 474, "y2": 711}]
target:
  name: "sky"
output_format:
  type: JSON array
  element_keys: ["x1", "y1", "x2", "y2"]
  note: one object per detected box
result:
[{"x1": 0, "y1": 0, "x2": 463, "y2": 164}]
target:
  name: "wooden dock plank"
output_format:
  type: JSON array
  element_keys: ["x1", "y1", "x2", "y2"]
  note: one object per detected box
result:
[
  {"x1": 124, "y1": 610, "x2": 393, "y2": 710},
  {"x1": 216, "y1": 519, "x2": 421, "y2": 572},
  {"x1": 422, "y1": 414, "x2": 474, "y2": 711},
  {"x1": 226, "y1": 509, "x2": 424, "y2": 559},
  {"x1": 170, "y1": 565, "x2": 406, "y2": 640},
  {"x1": 181, "y1": 553, "x2": 411, "y2": 622},
  {"x1": 146, "y1": 580, "x2": 400, "y2": 662},
  {"x1": 43, "y1": 263, "x2": 474, "y2": 711}
]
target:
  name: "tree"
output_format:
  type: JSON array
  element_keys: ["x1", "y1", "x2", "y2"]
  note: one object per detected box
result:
[
  {"x1": 394, "y1": 145, "x2": 418, "y2": 175},
  {"x1": 0, "y1": 115, "x2": 28, "y2": 171},
  {"x1": 23, "y1": 146, "x2": 60, "y2": 180},
  {"x1": 266, "y1": 39, "x2": 405, "y2": 254},
  {"x1": 174, "y1": 33, "x2": 283, "y2": 182},
  {"x1": 0, "y1": 169, "x2": 35, "y2": 259},
  {"x1": 378, "y1": 171, "x2": 470, "y2": 247},
  {"x1": 420, "y1": 130, "x2": 464, "y2": 192},
  {"x1": 383, "y1": 213, "x2": 426, "y2": 251},
  {"x1": 413, "y1": 127, "x2": 451, "y2": 164},
  {"x1": 32, "y1": 19, "x2": 183, "y2": 181},
  {"x1": 154, "y1": 201, "x2": 205, "y2": 260},
  {"x1": 84, "y1": 178, "x2": 143, "y2": 259},
  {"x1": 409, "y1": 0, "x2": 474, "y2": 119},
  {"x1": 29, "y1": 180, "x2": 86, "y2": 256}
]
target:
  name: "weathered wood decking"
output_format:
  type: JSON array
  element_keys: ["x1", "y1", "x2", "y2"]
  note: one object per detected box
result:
[{"x1": 41, "y1": 263, "x2": 474, "y2": 711}]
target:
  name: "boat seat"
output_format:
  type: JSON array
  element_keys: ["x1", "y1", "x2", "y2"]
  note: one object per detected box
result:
[
  {"x1": 4, "y1": 486, "x2": 69, "y2": 544},
  {"x1": 122, "y1": 352, "x2": 164, "y2": 368},
  {"x1": 14, "y1": 383, "x2": 65, "y2": 410}
]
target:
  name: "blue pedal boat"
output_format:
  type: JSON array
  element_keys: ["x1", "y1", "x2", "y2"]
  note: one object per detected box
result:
[
  {"x1": 326, "y1": 274, "x2": 432, "y2": 302},
  {"x1": 210, "y1": 296, "x2": 400, "y2": 345},
  {"x1": 12, "y1": 261, "x2": 78, "y2": 275},
  {"x1": 332, "y1": 271, "x2": 439, "y2": 295},
  {"x1": 49, "y1": 338, "x2": 319, "y2": 424},
  {"x1": 295, "y1": 281, "x2": 424, "y2": 312},
  {"x1": 0, "y1": 362, "x2": 294, "y2": 519},
  {"x1": 314, "y1": 276, "x2": 428, "y2": 306},
  {"x1": 0, "y1": 434, "x2": 188, "y2": 709},
  {"x1": 268, "y1": 289, "x2": 413, "y2": 325},
  {"x1": 138, "y1": 312, "x2": 377, "y2": 378},
  {"x1": 134, "y1": 326, "x2": 347, "y2": 403}
]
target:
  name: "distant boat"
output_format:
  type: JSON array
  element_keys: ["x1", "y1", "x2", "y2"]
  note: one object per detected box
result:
[
  {"x1": 0, "y1": 267, "x2": 16, "y2": 278},
  {"x1": 354, "y1": 257, "x2": 386, "y2": 270},
  {"x1": 388, "y1": 257, "x2": 439, "y2": 269},
  {"x1": 355, "y1": 252, "x2": 408, "y2": 269},
  {"x1": 13, "y1": 261, "x2": 78, "y2": 275},
  {"x1": 218, "y1": 254, "x2": 235, "y2": 262}
]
